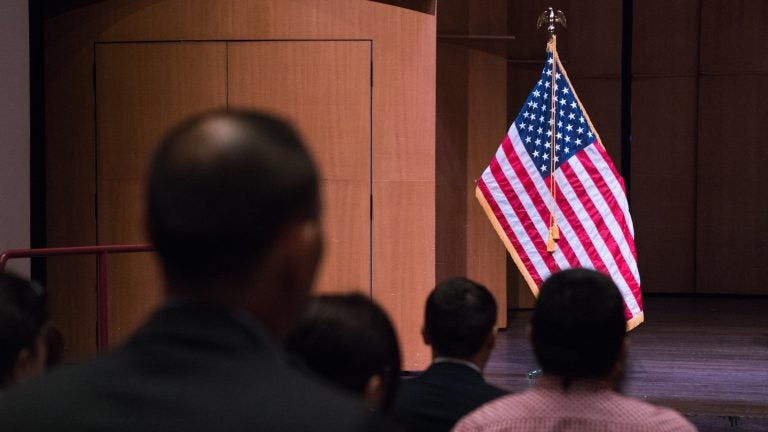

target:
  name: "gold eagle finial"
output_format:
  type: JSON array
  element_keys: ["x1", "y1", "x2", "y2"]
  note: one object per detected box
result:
[{"x1": 537, "y1": 7, "x2": 567, "y2": 35}]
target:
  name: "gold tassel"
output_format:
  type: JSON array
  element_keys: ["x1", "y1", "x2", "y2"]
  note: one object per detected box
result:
[
  {"x1": 547, "y1": 232, "x2": 556, "y2": 252},
  {"x1": 551, "y1": 221, "x2": 560, "y2": 240}
]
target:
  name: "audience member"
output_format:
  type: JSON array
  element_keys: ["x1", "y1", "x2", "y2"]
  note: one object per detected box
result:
[
  {"x1": 0, "y1": 272, "x2": 50, "y2": 389},
  {"x1": 453, "y1": 269, "x2": 696, "y2": 432},
  {"x1": 285, "y1": 293, "x2": 401, "y2": 410},
  {"x1": 392, "y1": 277, "x2": 507, "y2": 432},
  {"x1": 0, "y1": 110, "x2": 394, "y2": 431}
]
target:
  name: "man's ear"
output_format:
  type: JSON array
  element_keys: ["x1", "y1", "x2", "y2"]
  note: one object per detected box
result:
[
  {"x1": 363, "y1": 374, "x2": 384, "y2": 410},
  {"x1": 421, "y1": 326, "x2": 431, "y2": 346}
]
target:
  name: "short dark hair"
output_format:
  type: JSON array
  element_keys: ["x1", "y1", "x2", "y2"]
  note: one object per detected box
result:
[
  {"x1": 285, "y1": 294, "x2": 401, "y2": 410},
  {"x1": 424, "y1": 277, "x2": 497, "y2": 358},
  {"x1": 531, "y1": 268, "x2": 626, "y2": 385},
  {"x1": 0, "y1": 272, "x2": 49, "y2": 388},
  {"x1": 147, "y1": 110, "x2": 319, "y2": 283}
]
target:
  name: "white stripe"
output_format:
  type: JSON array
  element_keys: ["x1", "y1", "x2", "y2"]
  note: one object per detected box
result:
[
  {"x1": 585, "y1": 145, "x2": 635, "y2": 237},
  {"x1": 558, "y1": 158, "x2": 641, "y2": 315},
  {"x1": 568, "y1": 155, "x2": 641, "y2": 286},
  {"x1": 480, "y1": 165, "x2": 549, "y2": 283}
]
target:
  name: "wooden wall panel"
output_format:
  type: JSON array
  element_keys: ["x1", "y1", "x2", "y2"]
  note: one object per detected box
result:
[
  {"x1": 435, "y1": 44, "x2": 468, "y2": 283},
  {"x1": 46, "y1": 0, "x2": 435, "y2": 368},
  {"x1": 372, "y1": 180, "x2": 435, "y2": 368},
  {"x1": 700, "y1": 0, "x2": 768, "y2": 74},
  {"x1": 633, "y1": 0, "x2": 699, "y2": 76},
  {"x1": 466, "y1": 49, "x2": 508, "y2": 327},
  {"x1": 95, "y1": 42, "x2": 227, "y2": 344},
  {"x1": 631, "y1": 78, "x2": 697, "y2": 293},
  {"x1": 697, "y1": 75, "x2": 768, "y2": 295},
  {"x1": 227, "y1": 41, "x2": 372, "y2": 295}
]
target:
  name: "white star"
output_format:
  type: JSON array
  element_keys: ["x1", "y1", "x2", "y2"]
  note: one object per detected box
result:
[
  {"x1": 546, "y1": 130, "x2": 552, "y2": 137},
  {"x1": 541, "y1": 164, "x2": 547, "y2": 172},
  {"x1": 523, "y1": 112, "x2": 530, "y2": 119},
  {"x1": 577, "y1": 127, "x2": 584, "y2": 134},
  {"x1": 560, "y1": 98, "x2": 567, "y2": 106},
  {"x1": 556, "y1": 132, "x2": 563, "y2": 140},
  {"x1": 533, "y1": 150, "x2": 540, "y2": 158},
  {"x1": 547, "y1": 58, "x2": 553, "y2": 64},
  {"x1": 557, "y1": 120, "x2": 563, "y2": 128},
  {"x1": 549, "y1": 119, "x2": 555, "y2": 125},
  {"x1": 545, "y1": 81, "x2": 550, "y2": 88},
  {"x1": 528, "y1": 124, "x2": 534, "y2": 131},
  {"x1": 528, "y1": 100, "x2": 535, "y2": 107},
  {"x1": 539, "y1": 115, "x2": 545, "y2": 123},
  {"x1": 580, "y1": 117, "x2": 586, "y2": 124},
  {"x1": 519, "y1": 122, "x2": 527, "y2": 129},
  {"x1": 554, "y1": 84, "x2": 559, "y2": 91},
  {"x1": 535, "y1": 138, "x2": 542, "y2": 146},
  {"x1": 543, "y1": 153, "x2": 549, "y2": 160},
  {"x1": 563, "y1": 147, "x2": 570, "y2": 154},
  {"x1": 537, "y1": 127, "x2": 543, "y2": 135},
  {"x1": 566, "y1": 124, "x2": 573, "y2": 132},
  {"x1": 562, "y1": 87, "x2": 569, "y2": 95},
  {"x1": 587, "y1": 131, "x2": 594, "y2": 138},
  {"x1": 554, "y1": 155, "x2": 560, "y2": 162},
  {"x1": 532, "y1": 102, "x2": 539, "y2": 109},
  {"x1": 568, "y1": 113, "x2": 576, "y2": 120},
  {"x1": 576, "y1": 138, "x2": 582, "y2": 146},
  {"x1": 537, "y1": 80, "x2": 543, "y2": 87},
  {"x1": 545, "y1": 141, "x2": 551, "y2": 149},
  {"x1": 564, "y1": 136, "x2": 571, "y2": 143},
  {"x1": 525, "y1": 136, "x2": 532, "y2": 143},
  {"x1": 556, "y1": 144, "x2": 561, "y2": 151},
  {"x1": 556, "y1": 72, "x2": 562, "y2": 80},
  {"x1": 570, "y1": 101, "x2": 577, "y2": 109}
]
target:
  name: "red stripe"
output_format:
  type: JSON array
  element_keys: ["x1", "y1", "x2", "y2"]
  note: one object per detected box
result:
[
  {"x1": 593, "y1": 141, "x2": 627, "y2": 196},
  {"x1": 499, "y1": 135, "x2": 583, "y2": 270},
  {"x1": 477, "y1": 176, "x2": 544, "y2": 286},
  {"x1": 559, "y1": 161, "x2": 641, "y2": 314},
  {"x1": 576, "y1": 149, "x2": 640, "y2": 270}
]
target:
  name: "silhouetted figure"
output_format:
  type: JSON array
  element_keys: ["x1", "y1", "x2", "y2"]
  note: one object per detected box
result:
[
  {"x1": 286, "y1": 293, "x2": 401, "y2": 410},
  {"x1": 392, "y1": 277, "x2": 507, "y2": 432},
  {"x1": 0, "y1": 111, "x2": 394, "y2": 431},
  {"x1": 0, "y1": 272, "x2": 50, "y2": 389},
  {"x1": 454, "y1": 269, "x2": 696, "y2": 432}
]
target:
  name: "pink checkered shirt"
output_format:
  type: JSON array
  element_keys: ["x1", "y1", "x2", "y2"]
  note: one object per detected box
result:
[{"x1": 453, "y1": 376, "x2": 696, "y2": 432}]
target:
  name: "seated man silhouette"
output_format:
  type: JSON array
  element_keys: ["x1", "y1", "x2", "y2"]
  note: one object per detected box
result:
[
  {"x1": 0, "y1": 272, "x2": 50, "y2": 390},
  {"x1": 0, "y1": 111, "x2": 394, "y2": 431},
  {"x1": 454, "y1": 269, "x2": 696, "y2": 432},
  {"x1": 392, "y1": 277, "x2": 507, "y2": 432},
  {"x1": 285, "y1": 293, "x2": 401, "y2": 411}
]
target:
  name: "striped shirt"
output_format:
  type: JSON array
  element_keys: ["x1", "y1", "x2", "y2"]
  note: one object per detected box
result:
[{"x1": 453, "y1": 377, "x2": 696, "y2": 432}]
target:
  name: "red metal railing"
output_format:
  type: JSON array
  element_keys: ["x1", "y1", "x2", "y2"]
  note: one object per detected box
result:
[{"x1": 0, "y1": 244, "x2": 154, "y2": 353}]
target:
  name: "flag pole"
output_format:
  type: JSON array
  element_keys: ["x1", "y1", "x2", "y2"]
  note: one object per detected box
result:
[{"x1": 537, "y1": 7, "x2": 567, "y2": 253}]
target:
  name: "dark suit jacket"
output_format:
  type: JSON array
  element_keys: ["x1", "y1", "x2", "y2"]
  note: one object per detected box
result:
[
  {"x1": 392, "y1": 361, "x2": 508, "y2": 432},
  {"x1": 0, "y1": 303, "x2": 393, "y2": 432}
]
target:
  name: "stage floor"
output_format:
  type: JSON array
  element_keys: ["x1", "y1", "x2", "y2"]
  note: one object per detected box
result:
[{"x1": 486, "y1": 295, "x2": 768, "y2": 431}]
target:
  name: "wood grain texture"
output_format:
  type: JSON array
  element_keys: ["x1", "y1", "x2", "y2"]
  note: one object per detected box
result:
[
  {"x1": 697, "y1": 75, "x2": 768, "y2": 295},
  {"x1": 227, "y1": 41, "x2": 372, "y2": 295},
  {"x1": 95, "y1": 42, "x2": 227, "y2": 344},
  {"x1": 633, "y1": 0, "x2": 700, "y2": 77},
  {"x1": 631, "y1": 78, "x2": 697, "y2": 294},
  {"x1": 373, "y1": 180, "x2": 435, "y2": 370},
  {"x1": 46, "y1": 0, "x2": 436, "y2": 365},
  {"x1": 466, "y1": 49, "x2": 508, "y2": 328},
  {"x1": 700, "y1": 0, "x2": 768, "y2": 74}
]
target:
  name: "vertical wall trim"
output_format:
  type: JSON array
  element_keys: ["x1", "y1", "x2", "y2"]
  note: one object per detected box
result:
[
  {"x1": 620, "y1": 0, "x2": 633, "y2": 201},
  {"x1": 29, "y1": 0, "x2": 46, "y2": 282}
]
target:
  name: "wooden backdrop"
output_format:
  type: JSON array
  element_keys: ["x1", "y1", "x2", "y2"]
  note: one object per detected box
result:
[{"x1": 45, "y1": 0, "x2": 436, "y2": 369}]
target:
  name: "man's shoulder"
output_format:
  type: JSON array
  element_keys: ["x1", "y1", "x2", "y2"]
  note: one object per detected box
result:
[{"x1": 609, "y1": 392, "x2": 697, "y2": 431}]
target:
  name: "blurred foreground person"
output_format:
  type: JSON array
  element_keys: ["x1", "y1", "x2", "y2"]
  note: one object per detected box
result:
[
  {"x1": 454, "y1": 269, "x2": 696, "y2": 432},
  {"x1": 0, "y1": 111, "x2": 394, "y2": 431},
  {"x1": 0, "y1": 272, "x2": 50, "y2": 390},
  {"x1": 392, "y1": 277, "x2": 506, "y2": 432},
  {"x1": 286, "y1": 293, "x2": 401, "y2": 410}
]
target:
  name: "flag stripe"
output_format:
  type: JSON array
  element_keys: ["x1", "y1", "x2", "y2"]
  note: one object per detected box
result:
[{"x1": 588, "y1": 145, "x2": 635, "y2": 237}]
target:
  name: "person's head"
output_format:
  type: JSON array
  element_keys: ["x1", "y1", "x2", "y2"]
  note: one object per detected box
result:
[
  {"x1": 531, "y1": 268, "x2": 627, "y2": 388},
  {"x1": 0, "y1": 272, "x2": 50, "y2": 388},
  {"x1": 147, "y1": 110, "x2": 322, "y2": 336},
  {"x1": 423, "y1": 277, "x2": 498, "y2": 366},
  {"x1": 284, "y1": 293, "x2": 401, "y2": 411}
]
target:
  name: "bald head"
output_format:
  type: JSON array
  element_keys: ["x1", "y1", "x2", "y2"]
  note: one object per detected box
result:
[{"x1": 147, "y1": 110, "x2": 320, "y2": 289}]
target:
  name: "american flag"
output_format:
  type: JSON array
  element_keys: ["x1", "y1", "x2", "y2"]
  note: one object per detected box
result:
[{"x1": 475, "y1": 44, "x2": 644, "y2": 329}]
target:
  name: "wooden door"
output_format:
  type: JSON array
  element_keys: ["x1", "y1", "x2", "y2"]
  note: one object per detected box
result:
[
  {"x1": 227, "y1": 41, "x2": 372, "y2": 295},
  {"x1": 95, "y1": 42, "x2": 227, "y2": 344}
]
